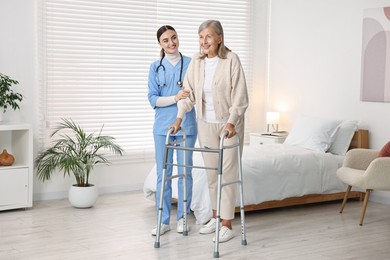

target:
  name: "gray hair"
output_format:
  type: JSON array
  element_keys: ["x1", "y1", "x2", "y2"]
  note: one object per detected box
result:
[{"x1": 198, "y1": 20, "x2": 230, "y2": 59}]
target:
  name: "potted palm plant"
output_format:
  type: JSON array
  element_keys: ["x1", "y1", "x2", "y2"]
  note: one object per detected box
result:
[
  {"x1": 34, "y1": 118, "x2": 124, "y2": 208},
  {"x1": 0, "y1": 73, "x2": 23, "y2": 121}
]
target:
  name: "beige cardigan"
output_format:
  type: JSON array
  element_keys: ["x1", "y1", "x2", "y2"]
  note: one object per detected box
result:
[{"x1": 177, "y1": 51, "x2": 249, "y2": 126}]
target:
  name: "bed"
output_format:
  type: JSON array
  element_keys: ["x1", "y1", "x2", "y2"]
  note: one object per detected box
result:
[{"x1": 143, "y1": 116, "x2": 369, "y2": 224}]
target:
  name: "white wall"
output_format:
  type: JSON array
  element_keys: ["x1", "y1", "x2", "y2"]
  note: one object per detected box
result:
[
  {"x1": 266, "y1": 0, "x2": 390, "y2": 204},
  {"x1": 0, "y1": 0, "x2": 36, "y2": 125}
]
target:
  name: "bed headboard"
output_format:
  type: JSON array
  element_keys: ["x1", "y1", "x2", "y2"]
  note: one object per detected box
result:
[{"x1": 349, "y1": 129, "x2": 369, "y2": 149}]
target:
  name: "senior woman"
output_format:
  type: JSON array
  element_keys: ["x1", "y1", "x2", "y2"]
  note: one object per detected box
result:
[{"x1": 170, "y1": 20, "x2": 248, "y2": 243}]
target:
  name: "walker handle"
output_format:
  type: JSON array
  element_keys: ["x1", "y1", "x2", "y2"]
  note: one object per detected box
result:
[
  {"x1": 222, "y1": 130, "x2": 229, "y2": 138},
  {"x1": 167, "y1": 126, "x2": 181, "y2": 135}
]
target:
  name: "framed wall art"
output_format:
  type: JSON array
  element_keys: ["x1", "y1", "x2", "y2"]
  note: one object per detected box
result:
[{"x1": 361, "y1": 7, "x2": 390, "y2": 102}]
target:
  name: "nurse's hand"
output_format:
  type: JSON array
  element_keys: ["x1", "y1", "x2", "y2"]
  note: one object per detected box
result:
[
  {"x1": 175, "y1": 89, "x2": 190, "y2": 102},
  {"x1": 168, "y1": 118, "x2": 183, "y2": 134}
]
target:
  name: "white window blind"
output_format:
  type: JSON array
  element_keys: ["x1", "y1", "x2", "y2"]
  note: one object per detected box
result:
[{"x1": 38, "y1": 0, "x2": 253, "y2": 163}]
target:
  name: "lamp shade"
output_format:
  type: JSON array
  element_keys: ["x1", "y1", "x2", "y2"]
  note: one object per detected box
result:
[{"x1": 266, "y1": 112, "x2": 280, "y2": 125}]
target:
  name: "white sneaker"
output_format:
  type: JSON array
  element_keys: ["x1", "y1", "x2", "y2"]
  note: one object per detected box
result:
[
  {"x1": 213, "y1": 226, "x2": 235, "y2": 243},
  {"x1": 177, "y1": 218, "x2": 190, "y2": 233},
  {"x1": 151, "y1": 224, "x2": 171, "y2": 236},
  {"x1": 199, "y1": 218, "x2": 218, "y2": 234}
]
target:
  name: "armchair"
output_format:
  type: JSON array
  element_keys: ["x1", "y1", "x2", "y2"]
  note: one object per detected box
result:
[{"x1": 337, "y1": 148, "x2": 390, "y2": 225}]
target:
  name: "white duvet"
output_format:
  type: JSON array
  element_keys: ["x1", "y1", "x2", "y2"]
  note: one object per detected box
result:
[{"x1": 143, "y1": 144, "x2": 345, "y2": 224}]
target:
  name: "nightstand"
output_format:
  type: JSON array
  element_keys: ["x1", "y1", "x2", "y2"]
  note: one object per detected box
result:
[{"x1": 250, "y1": 133, "x2": 287, "y2": 146}]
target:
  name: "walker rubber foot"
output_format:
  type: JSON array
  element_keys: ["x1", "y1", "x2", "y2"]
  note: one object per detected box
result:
[
  {"x1": 214, "y1": 252, "x2": 219, "y2": 258},
  {"x1": 183, "y1": 231, "x2": 188, "y2": 236},
  {"x1": 154, "y1": 242, "x2": 160, "y2": 248},
  {"x1": 242, "y1": 239, "x2": 248, "y2": 245}
]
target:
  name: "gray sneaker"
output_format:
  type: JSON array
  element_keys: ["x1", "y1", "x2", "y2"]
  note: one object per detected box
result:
[
  {"x1": 151, "y1": 224, "x2": 171, "y2": 236},
  {"x1": 199, "y1": 218, "x2": 218, "y2": 234}
]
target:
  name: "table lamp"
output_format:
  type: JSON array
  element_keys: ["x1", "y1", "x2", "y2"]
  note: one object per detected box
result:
[{"x1": 266, "y1": 112, "x2": 280, "y2": 133}]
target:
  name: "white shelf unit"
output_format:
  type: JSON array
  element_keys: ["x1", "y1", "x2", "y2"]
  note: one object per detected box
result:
[{"x1": 0, "y1": 123, "x2": 33, "y2": 211}]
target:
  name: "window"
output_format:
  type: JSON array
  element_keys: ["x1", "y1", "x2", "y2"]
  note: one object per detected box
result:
[{"x1": 38, "y1": 0, "x2": 254, "y2": 163}]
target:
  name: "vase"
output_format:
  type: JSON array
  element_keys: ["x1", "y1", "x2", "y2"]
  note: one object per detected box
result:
[
  {"x1": 68, "y1": 184, "x2": 98, "y2": 208},
  {"x1": 0, "y1": 149, "x2": 15, "y2": 166}
]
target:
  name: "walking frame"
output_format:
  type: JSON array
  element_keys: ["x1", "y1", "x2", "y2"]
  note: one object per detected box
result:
[{"x1": 154, "y1": 127, "x2": 247, "y2": 258}]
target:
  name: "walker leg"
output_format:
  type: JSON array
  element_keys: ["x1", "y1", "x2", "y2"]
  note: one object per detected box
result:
[
  {"x1": 154, "y1": 144, "x2": 170, "y2": 248},
  {"x1": 213, "y1": 147, "x2": 223, "y2": 258},
  {"x1": 237, "y1": 143, "x2": 247, "y2": 246},
  {"x1": 239, "y1": 195, "x2": 247, "y2": 246},
  {"x1": 154, "y1": 168, "x2": 166, "y2": 248},
  {"x1": 182, "y1": 140, "x2": 188, "y2": 236},
  {"x1": 214, "y1": 180, "x2": 222, "y2": 257},
  {"x1": 183, "y1": 184, "x2": 188, "y2": 236}
]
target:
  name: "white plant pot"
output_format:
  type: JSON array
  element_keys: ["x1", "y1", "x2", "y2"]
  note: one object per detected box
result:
[{"x1": 68, "y1": 184, "x2": 98, "y2": 208}]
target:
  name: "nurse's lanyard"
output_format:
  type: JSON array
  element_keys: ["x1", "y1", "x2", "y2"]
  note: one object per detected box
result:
[{"x1": 155, "y1": 52, "x2": 183, "y2": 87}]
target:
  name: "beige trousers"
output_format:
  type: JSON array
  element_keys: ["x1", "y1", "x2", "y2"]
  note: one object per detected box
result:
[{"x1": 197, "y1": 118, "x2": 244, "y2": 220}]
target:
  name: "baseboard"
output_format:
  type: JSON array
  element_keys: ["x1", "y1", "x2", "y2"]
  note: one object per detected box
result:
[
  {"x1": 98, "y1": 183, "x2": 143, "y2": 195},
  {"x1": 33, "y1": 191, "x2": 69, "y2": 201},
  {"x1": 33, "y1": 183, "x2": 144, "y2": 202},
  {"x1": 370, "y1": 192, "x2": 390, "y2": 206}
]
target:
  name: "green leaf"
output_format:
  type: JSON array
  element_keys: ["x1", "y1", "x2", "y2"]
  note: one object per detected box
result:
[
  {"x1": 34, "y1": 118, "x2": 124, "y2": 186},
  {"x1": 0, "y1": 73, "x2": 23, "y2": 112}
]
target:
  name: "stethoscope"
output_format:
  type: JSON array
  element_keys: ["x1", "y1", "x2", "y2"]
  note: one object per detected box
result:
[{"x1": 155, "y1": 52, "x2": 183, "y2": 87}]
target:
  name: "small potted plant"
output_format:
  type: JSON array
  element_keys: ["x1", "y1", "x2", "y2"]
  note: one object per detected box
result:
[
  {"x1": 34, "y1": 118, "x2": 124, "y2": 208},
  {"x1": 0, "y1": 73, "x2": 23, "y2": 119}
]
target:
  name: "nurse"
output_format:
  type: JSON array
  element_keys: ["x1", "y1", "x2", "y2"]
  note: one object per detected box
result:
[{"x1": 147, "y1": 25, "x2": 197, "y2": 236}]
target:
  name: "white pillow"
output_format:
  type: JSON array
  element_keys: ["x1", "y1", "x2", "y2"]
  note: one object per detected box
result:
[
  {"x1": 327, "y1": 120, "x2": 358, "y2": 155},
  {"x1": 284, "y1": 115, "x2": 341, "y2": 152}
]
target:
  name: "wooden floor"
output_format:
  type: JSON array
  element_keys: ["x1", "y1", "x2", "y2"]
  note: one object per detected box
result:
[{"x1": 1, "y1": 191, "x2": 390, "y2": 260}]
